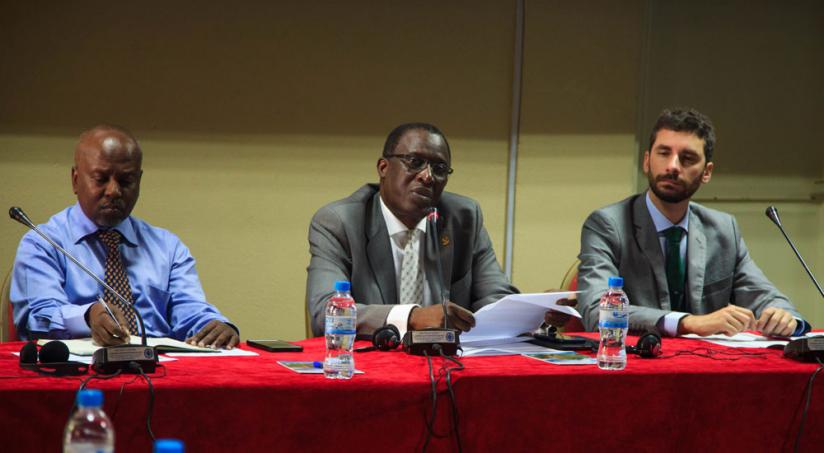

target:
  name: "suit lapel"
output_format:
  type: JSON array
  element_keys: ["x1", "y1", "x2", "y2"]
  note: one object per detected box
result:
[
  {"x1": 365, "y1": 192, "x2": 397, "y2": 305},
  {"x1": 632, "y1": 195, "x2": 670, "y2": 309},
  {"x1": 423, "y1": 206, "x2": 453, "y2": 306},
  {"x1": 685, "y1": 207, "x2": 706, "y2": 313}
]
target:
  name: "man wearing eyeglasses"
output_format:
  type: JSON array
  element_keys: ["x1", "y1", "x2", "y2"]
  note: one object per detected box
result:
[{"x1": 306, "y1": 122, "x2": 525, "y2": 338}]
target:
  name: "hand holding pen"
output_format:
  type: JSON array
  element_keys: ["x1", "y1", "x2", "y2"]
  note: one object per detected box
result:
[{"x1": 88, "y1": 296, "x2": 131, "y2": 346}]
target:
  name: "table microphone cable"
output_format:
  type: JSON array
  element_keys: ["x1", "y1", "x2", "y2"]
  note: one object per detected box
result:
[
  {"x1": 421, "y1": 346, "x2": 465, "y2": 453},
  {"x1": 793, "y1": 356, "x2": 824, "y2": 453}
]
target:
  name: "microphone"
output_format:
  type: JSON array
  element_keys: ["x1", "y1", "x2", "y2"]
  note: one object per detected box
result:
[
  {"x1": 765, "y1": 206, "x2": 824, "y2": 298},
  {"x1": 764, "y1": 205, "x2": 824, "y2": 362},
  {"x1": 401, "y1": 207, "x2": 460, "y2": 356},
  {"x1": 9, "y1": 206, "x2": 157, "y2": 373}
]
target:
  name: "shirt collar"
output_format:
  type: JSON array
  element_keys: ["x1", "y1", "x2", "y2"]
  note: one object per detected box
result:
[
  {"x1": 645, "y1": 191, "x2": 689, "y2": 234},
  {"x1": 69, "y1": 202, "x2": 137, "y2": 246},
  {"x1": 379, "y1": 196, "x2": 427, "y2": 238}
]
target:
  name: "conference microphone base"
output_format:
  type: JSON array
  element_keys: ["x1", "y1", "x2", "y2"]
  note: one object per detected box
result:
[
  {"x1": 783, "y1": 337, "x2": 824, "y2": 362},
  {"x1": 92, "y1": 344, "x2": 158, "y2": 374},
  {"x1": 402, "y1": 329, "x2": 460, "y2": 356}
]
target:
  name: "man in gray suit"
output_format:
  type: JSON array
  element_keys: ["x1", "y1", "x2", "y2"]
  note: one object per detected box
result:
[
  {"x1": 306, "y1": 123, "x2": 551, "y2": 338},
  {"x1": 578, "y1": 108, "x2": 809, "y2": 337}
]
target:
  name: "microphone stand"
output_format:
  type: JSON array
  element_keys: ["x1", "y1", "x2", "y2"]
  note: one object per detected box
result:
[
  {"x1": 401, "y1": 207, "x2": 460, "y2": 356},
  {"x1": 765, "y1": 206, "x2": 824, "y2": 361},
  {"x1": 9, "y1": 207, "x2": 157, "y2": 373}
]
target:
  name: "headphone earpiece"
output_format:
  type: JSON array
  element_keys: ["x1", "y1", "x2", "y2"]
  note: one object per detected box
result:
[
  {"x1": 355, "y1": 325, "x2": 402, "y2": 353},
  {"x1": 373, "y1": 325, "x2": 401, "y2": 351},
  {"x1": 19, "y1": 341, "x2": 89, "y2": 376},
  {"x1": 627, "y1": 332, "x2": 662, "y2": 358}
]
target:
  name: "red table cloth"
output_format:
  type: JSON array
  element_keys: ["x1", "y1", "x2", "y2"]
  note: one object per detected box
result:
[{"x1": 1, "y1": 335, "x2": 822, "y2": 452}]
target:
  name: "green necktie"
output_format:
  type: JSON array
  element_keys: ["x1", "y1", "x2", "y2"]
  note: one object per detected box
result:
[{"x1": 663, "y1": 226, "x2": 686, "y2": 312}]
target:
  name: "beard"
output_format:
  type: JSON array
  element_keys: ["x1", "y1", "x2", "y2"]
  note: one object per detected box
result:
[{"x1": 647, "y1": 172, "x2": 702, "y2": 203}]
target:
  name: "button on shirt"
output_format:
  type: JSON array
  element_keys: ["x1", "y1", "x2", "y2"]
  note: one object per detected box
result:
[
  {"x1": 379, "y1": 197, "x2": 430, "y2": 340},
  {"x1": 10, "y1": 203, "x2": 233, "y2": 340}
]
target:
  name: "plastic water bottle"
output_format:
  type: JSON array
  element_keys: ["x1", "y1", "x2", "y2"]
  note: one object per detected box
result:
[
  {"x1": 597, "y1": 276, "x2": 629, "y2": 370},
  {"x1": 63, "y1": 389, "x2": 114, "y2": 453},
  {"x1": 324, "y1": 280, "x2": 357, "y2": 379}
]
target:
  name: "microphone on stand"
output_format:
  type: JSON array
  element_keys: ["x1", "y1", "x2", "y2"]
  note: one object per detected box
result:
[
  {"x1": 401, "y1": 207, "x2": 460, "y2": 356},
  {"x1": 764, "y1": 205, "x2": 824, "y2": 361},
  {"x1": 9, "y1": 206, "x2": 157, "y2": 373}
]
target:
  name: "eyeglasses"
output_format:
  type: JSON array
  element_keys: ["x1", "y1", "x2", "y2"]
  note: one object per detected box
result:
[{"x1": 385, "y1": 154, "x2": 454, "y2": 180}]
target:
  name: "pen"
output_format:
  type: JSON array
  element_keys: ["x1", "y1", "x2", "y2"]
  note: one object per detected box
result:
[{"x1": 97, "y1": 295, "x2": 124, "y2": 335}]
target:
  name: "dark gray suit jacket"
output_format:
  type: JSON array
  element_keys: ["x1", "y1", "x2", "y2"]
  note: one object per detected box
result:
[
  {"x1": 578, "y1": 193, "x2": 805, "y2": 333},
  {"x1": 306, "y1": 184, "x2": 517, "y2": 336}
]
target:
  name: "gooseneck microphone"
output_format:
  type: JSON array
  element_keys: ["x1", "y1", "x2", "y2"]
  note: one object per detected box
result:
[
  {"x1": 765, "y1": 205, "x2": 824, "y2": 361},
  {"x1": 400, "y1": 207, "x2": 460, "y2": 356},
  {"x1": 766, "y1": 206, "x2": 824, "y2": 299},
  {"x1": 427, "y1": 208, "x2": 449, "y2": 329},
  {"x1": 9, "y1": 206, "x2": 157, "y2": 373}
]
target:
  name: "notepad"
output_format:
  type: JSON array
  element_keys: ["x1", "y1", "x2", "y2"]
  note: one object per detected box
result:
[{"x1": 38, "y1": 337, "x2": 218, "y2": 356}]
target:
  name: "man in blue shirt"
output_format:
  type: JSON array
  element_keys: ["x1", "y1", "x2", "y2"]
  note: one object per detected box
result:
[
  {"x1": 11, "y1": 125, "x2": 239, "y2": 348},
  {"x1": 577, "y1": 108, "x2": 809, "y2": 337}
]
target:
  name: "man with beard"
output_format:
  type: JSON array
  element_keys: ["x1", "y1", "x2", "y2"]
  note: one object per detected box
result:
[
  {"x1": 577, "y1": 108, "x2": 808, "y2": 337},
  {"x1": 306, "y1": 123, "x2": 569, "y2": 338},
  {"x1": 11, "y1": 125, "x2": 239, "y2": 348}
]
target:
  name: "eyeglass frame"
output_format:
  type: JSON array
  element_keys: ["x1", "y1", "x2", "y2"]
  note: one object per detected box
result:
[{"x1": 384, "y1": 153, "x2": 454, "y2": 180}]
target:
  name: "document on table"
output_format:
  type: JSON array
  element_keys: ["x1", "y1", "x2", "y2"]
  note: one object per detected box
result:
[
  {"x1": 461, "y1": 291, "x2": 580, "y2": 346},
  {"x1": 680, "y1": 332, "x2": 824, "y2": 349},
  {"x1": 39, "y1": 337, "x2": 220, "y2": 356},
  {"x1": 461, "y1": 340, "x2": 570, "y2": 357}
]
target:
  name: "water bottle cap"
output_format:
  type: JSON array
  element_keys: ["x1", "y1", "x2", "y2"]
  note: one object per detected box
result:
[
  {"x1": 334, "y1": 281, "x2": 351, "y2": 292},
  {"x1": 154, "y1": 439, "x2": 185, "y2": 453},
  {"x1": 76, "y1": 389, "x2": 103, "y2": 407},
  {"x1": 608, "y1": 276, "x2": 624, "y2": 287}
]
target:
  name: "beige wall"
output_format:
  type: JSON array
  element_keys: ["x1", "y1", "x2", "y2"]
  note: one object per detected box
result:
[{"x1": 1, "y1": 1, "x2": 821, "y2": 339}]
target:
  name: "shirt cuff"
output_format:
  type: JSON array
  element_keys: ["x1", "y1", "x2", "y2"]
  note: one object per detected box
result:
[
  {"x1": 659, "y1": 312, "x2": 689, "y2": 337},
  {"x1": 793, "y1": 318, "x2": 811, "y2": 337},
  {"x1": 386, "y1": 304, "x2": 419, "y2": 340},
  {"x1": 60, "y1": 302, "x2": 94, "y2": 338}
]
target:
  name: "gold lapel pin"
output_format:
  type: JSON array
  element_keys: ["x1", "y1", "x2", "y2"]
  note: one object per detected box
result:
[{"x1": 440, "y1": 234, "x2": 450, "y2": 247}]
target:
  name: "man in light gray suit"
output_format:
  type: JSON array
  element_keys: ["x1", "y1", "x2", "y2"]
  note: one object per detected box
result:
[
  {"x1": 306, "y1": 123, "x2": 557, "y2": 338},
  {"x1": 578, "y1": 108, "x2": 809, "y2": 337}
]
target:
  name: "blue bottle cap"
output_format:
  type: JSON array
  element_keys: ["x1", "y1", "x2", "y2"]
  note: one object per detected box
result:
[
  {"x1": 334, "y1": 281, "x2": 351, "y2": 292},
  {"x1": 77, "y1": 389, "x2": 103, "y2": 407},
  {"x1": 608, "y1": 276, "x2": 624, "y2": 288},
  {"x1": 154, "y1": 439, "x2": 185, "y2": 453}
]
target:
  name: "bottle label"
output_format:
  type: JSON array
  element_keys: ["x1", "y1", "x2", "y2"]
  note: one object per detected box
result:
[
  {"x1": 599, "y1": 310, "x2": 628, "y2": 329},
  {"x1": 325, "y1": 316, "x2": 356, "y2": 335}
]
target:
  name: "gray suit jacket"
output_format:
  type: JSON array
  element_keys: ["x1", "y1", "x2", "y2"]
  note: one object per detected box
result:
[
  {"x1": 578, "y1": 193, "x2": 804, "y2": 333},
  {"x1": 306, "y1": 184, "x2": 517, "y2": 336}
]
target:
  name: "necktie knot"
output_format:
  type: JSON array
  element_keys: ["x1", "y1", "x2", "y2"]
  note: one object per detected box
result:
[
  {"x1": 663, "y1": 226, "x2": 684, "y2": 244},
  {"x1": 98, "y1": 230, "x2": 123, "y2": 250}
]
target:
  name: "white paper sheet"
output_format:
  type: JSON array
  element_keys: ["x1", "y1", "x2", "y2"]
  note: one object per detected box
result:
[
  {"x1": 680, "y1": 332, "x2": 824, "y2": 349},
  {"x1": 461, "y1": 341, "x2": 571, "y2": 357},
  {"x1": 461, "y1": 291, "x2": 580, "y2": 343}
]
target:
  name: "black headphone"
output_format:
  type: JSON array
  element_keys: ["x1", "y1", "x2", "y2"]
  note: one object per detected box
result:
[
  {"x1": 355, "y1": 325, "x2": 401, "y2": 352},
  {"x1": 626, "y1": 332, "x2": 662, "y2": 358},
  {"x1": 19, "y1": 341, "x2": 89, "y2": 376}
]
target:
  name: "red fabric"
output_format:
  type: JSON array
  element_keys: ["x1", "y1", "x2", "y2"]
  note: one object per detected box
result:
[
  {"x1": 1, "y1": 336, "x2": 823, "y2": 452},
  {"x1": 6, "y1": 300, "x2": 15, "y2": 341}
]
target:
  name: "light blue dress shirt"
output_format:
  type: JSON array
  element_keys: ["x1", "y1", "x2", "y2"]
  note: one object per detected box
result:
[{"x1": 11, "y1": 203, "x2": 234, "y2": 341}]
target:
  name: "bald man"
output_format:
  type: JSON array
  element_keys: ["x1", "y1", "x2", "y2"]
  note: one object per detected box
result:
[{"x1": 10, "y1": 125, "x2": 239, "y2": 349}]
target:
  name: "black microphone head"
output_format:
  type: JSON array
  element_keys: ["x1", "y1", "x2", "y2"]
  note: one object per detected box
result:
[
  {"x1": 9, "y1": 207, "x2": 35, "y2": 229},
  {"x1": 765, "y1": 206, "x2": 782, "y2": 227},
  {"x1": 427, "y1": 207, "x2": 439, "y2": 224},
  {"x1": 19, "y1": 342, "x2": 38, "y2": 365},
  {"x1": 39, "y1": 341, "x2": 70, "y2": 364}
]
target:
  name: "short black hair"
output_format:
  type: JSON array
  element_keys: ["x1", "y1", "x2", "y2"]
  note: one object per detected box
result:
[
  {"x1": 382, "y1": 122, "x2": 451, "y2": 160},
  {"x1": 648, "y1": 108, "x2": 716, "y2": 162}
]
